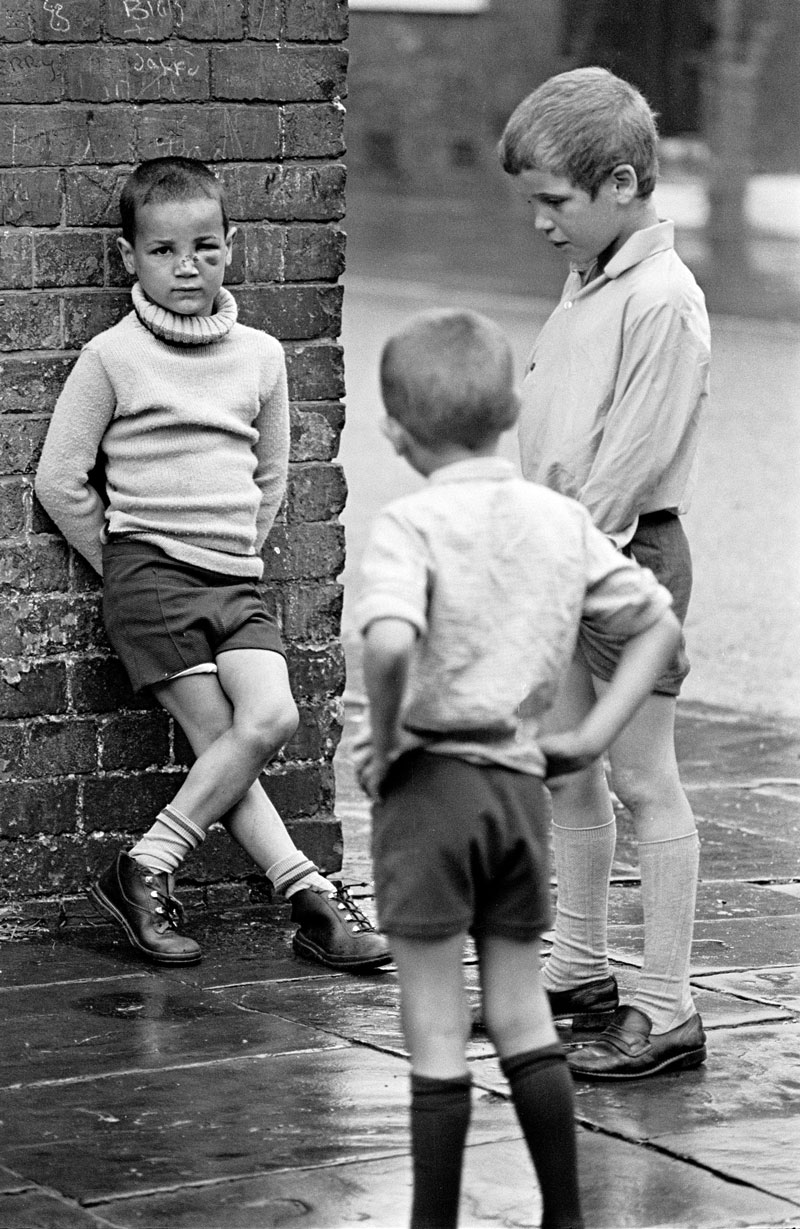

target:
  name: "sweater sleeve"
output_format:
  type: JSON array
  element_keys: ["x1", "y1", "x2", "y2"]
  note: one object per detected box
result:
[
  {"x1": 253, "y1": 340, "x2": 290, "y2": 553},
  {"x1": 34, "y1": 348, "x2": 116, "y2": 576}
]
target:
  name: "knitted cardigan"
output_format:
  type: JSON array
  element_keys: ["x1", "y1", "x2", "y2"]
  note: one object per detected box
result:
[{"x1": 35, "y1": 285, "x2": 290, "y2": 578}]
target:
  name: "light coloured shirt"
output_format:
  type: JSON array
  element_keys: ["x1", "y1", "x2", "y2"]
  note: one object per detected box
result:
[
  {"x1": 35, "y1": 290, "x2": 289, "y2": 578},
  {"x1": 519, "y1": 221, "x2": 710, "y2": 546},
  {"x1": 356, "y1": 457, "x2": 673, "y2": 776}
]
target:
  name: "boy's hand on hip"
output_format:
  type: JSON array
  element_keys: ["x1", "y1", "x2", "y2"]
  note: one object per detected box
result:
[{"x1": 539, "y1": 730, "x2": 601, "y2": 781}]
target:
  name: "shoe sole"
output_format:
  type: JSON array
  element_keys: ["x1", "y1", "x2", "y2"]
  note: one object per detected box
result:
[
  {"x1": 292, "y1": 931, "x2": 392, "y2": 972},
  {"x1": 569, "y1": 1044, "x2": 707, "y2": 1081},
  {"x1": 555, "y1": 1007, "x2": 617, "y2": 1031},
  {"x1": 87, "y1": 885, "x2": 203, "y2": 966}
]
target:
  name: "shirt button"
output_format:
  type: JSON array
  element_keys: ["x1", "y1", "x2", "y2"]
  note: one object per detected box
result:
[{"x1": 563, "y1": 300, "x2": 573, "y2": 309}]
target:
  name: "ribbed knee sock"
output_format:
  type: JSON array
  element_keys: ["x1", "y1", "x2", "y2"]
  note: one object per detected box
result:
[
  {"x1": 543, "y1": 818, "x2": 616, "y2": 992},
  {"x1": 409, "y1": 1072, "x2": 472, "y2": 1229},
  {"x1": 500, "y1": 1046, "x2": 584, "y2": 1229},
  {"x1": 632, "y1": 831, "x2": 700, "y2": 1032},
  {"x1": 129, "y1": 804, "x2": 205, "y2": 875}
]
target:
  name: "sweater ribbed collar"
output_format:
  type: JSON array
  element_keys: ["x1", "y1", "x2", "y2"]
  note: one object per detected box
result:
[{"x1": 131, "y1": 282, "x2": 238, "y2": 345}]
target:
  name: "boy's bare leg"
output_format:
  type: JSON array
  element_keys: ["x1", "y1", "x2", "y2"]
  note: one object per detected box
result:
[
  {"x1": 391, "y1": 934, "x2": 472, "y2": 1229},
  {"x1": 479, "y1": 936, "x2": 584, "y2": 1229},
  {"x1": 540, "y1": 655, "x2": 617, "y2": 999}
]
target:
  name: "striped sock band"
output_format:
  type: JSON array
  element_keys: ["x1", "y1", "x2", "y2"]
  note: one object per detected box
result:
[
  {"x1": 266, "y1": 851, "x2": 321, "y2": 897},
  {"x1": 129, "y1": 805, "x2": 206, "y2": 875}
]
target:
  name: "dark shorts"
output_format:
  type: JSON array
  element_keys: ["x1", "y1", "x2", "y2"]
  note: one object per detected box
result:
[
  {"x1": 372, "y1": 750, "x2": 552, "y2": 941},
  {"x1": 579, "y1": 512, "x2": 692, "y2": 697},
  {"x1": 102, "y1": 539, "x2": 284, "y2": 693}
]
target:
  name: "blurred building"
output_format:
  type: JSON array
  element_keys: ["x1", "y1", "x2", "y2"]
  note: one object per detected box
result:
[{"x1": 345, "y1": 0, "x2": 800, "y2": 197}]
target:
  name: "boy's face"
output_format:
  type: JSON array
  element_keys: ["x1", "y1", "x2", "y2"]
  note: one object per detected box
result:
[
  {"x1": 512, "y1": 167, "x2": 634, "y2": 268},
  {"x1": 117, "y1": 197, "x2": 234, "y2": 316}
]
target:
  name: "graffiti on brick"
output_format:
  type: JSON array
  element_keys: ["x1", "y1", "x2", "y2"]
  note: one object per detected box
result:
[
  {"x1": 118, "y1": 0, "x2": 185, "y2": 37},
  {"x1": 42, "y1": 1, "x2": 70, "y2": 33}
]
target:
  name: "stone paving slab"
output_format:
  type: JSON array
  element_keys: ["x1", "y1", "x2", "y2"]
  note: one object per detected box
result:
[
  {"x1": 693, "y1": 966, "x2": 800, "y2": 1012},
  {"x1": 84, "y1": 1127, "x2": 800, "y2": 1229},
  {"x1": 606, "y1": 880, "x2": 800, "y2": 927},
  {"x1": 605, "y1": 913, "x2": 800, "y2": 975},
  {"x1": 0, "y1": 1190, "x2": 121, "y2": 1228}
]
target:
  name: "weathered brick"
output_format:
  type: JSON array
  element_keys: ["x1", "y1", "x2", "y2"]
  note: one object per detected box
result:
[
  {"x1": 0, "y1": 593, "x2": 105, "y2": 658},
  {"x1": 33, "y1": 0, "x2": 103, "y2": 41},
  {"x1": 285, "y1": 341, "x2": 345, "y2": 400},
  {"x1": 0, "y1": 779, "x2": 78, "y2": 838},
  {"x1": 65, "y1": 167, "x2": 131, "y2": 226},
  {"x1": 246, "y1": 0, "x2": 280, "y2": 40},
  {"x1": 286, "y1": 642, "x2": 345, "y2": 699},
  {"x1": 237, "y1": 283, "x2": 342, "y2": 340},
  {"x1": 0, "y1": 355, "x2": 74, "y2": 414},
  {"x1": 99, "y1": 711, "x2": 171, "y2": 771},
  {"x1": 0, "y1": 169, "x2": 63, "y2": 227},
  {"x1": 0, "y1": 229, "x2": 32, "y2": 290},
  {"x1": 63, "y1": 291, "x2": 131, "y2": 348},
  {"x1": 283, "y1": 814, "x2": 342, "y2": 873},
  {"x1": 283, "y1": 101, "x2": 345, "y2": 157},
  {"x1": 0, "y1": 47, "x2": 64, "y2": 104},
  {"x1": 106, "y1": 0, "x2": 244, "y2": 42},
  {"x1": 244, "y1": 224, "x2": 283, "y2": 281},
  {"x1": 0, "y1": 3, "x2": 32, "y2": 41},
  {"x1": 0, "y1": 105, "x2": 138, "y2": 170},
  {"x1": 83, "y1": 771, "x2": 181, "y2": 832},
  {"x1": 271, "y1": 580, "x2": 343, "y2": 641},
  {"x1": 0, "y1": 478, "x2": 26, "y2": 538},
  {"x1": 286, "y1": 460, "x2": 347, "y2": 522},
  {"x1": 0, "y1": 535, "x2": 70, "y2": 593},
  {"x1": 64, "y1": 44, "x2": 210, "y2": 103},
  {"x1": 0, "y1": 660, "x2": 67, "y2": 718},
  {"x1": 0, "y1": 293, "x2": 60, "y2": 351},
  {"x1": 0, "y1": 417, "x2": 49, "y2": 475},
  {"x1": 260, "y1": 762, "x2": 335, "y2": 819},
  {"x1": 290, "y1": 403, "x2": 344, "y2": 460},
  {"x1": 284, "y1": 224, "x2": 346, "y2": 281},
  {"x1": 212, "y1": 44, "x2": 346, "y2": 102},
  {"x1": 0, "y1": 836, "x2": 95, "y2": 902},
  {"x1": 222, "y1": 163, "x2": 345, "y2": 221},
  {"x1": 0, "y1": 721, "x2": 28, "y2": 773},
  {"x1": 33, "y1": 231, "x2": 104, "y2": 289},
  {"x1": 135, "y1": 103, "x2": 280, "y2": 162},
  {"x1": 283, "y1": 0, "x2": 348, "y2": 42},
  {"x1": 263, "y1": 521, "x2": 344, "y2": 581},
  {"x1": 26, "y1": 718, "x2": 97, "y2": 777},
  {"x1": 283, "y1": 697, "x2": 342, "y2": 761},
  {"x1": 69, "y1": 656, "x2": 155, "y2": 715}
]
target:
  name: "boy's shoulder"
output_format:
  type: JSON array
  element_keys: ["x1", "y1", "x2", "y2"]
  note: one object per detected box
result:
[
  {"x1": 612, "y1": 227, "x2": 706, "y2": 320},
  {"x1": 229, "y1": 320, "x2": 285, "y2": 359}
]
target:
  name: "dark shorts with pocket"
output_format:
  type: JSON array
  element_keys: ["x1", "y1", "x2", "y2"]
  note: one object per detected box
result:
[
  {"x1": 102, "y1": 539, "x2": 284, "y2": 693},
  {"x1": 372, "y1": 749, "x2": 552, "y2": 942},
  {"x1": 579, "y1": 511, "x2": 692, "y2": 697}
]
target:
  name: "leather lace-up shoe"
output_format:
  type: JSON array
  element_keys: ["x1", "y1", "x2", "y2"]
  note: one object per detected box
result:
[
  {"x1": 472, "y1": 973, "x2": 618, "y2": 1036},
  {"x1": 87, "y1": 851, "x2": 202, "y2": 965},
  {"x1": 291, "y1": 880, "x2": 391, "y2": 972},
  {"x1": 567, "y1": 1005, "x2": 707, "y2": 1080}
]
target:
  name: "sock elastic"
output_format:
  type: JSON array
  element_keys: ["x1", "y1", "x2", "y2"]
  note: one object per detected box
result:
[
  {"x1": 129, "y1": 804, "x2": 205, "y2": 875},
  {"x1": 500, "y1": 1046, "x2": 584, "y2": 1229},
  {"x1": 266, "y1": 851, "x2": 331, "y2": 899},
  {"x1": 409, "y1": 1072, "x2": 472, "y2": 1229},
  {"x1": 632, "y1": 831, "x2": 700, "y2": 1032},
  {"x1": 542, "y1": 818, "x2": 616, "y2": 992}
]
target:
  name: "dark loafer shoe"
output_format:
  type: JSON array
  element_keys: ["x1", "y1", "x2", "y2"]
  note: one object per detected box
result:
[
  {"x1": 291, "y1": 880, "x2": 391, "y2": 973},
  {"x1": 567, "y1": 1005, "x2": 707, "y2": 1080},
  {"x1": 472, "y1": 973, "x2": 618, "y2": 1035},
  {"x1": 87, "y1": 851, "x2": 202, "y2": 965}
]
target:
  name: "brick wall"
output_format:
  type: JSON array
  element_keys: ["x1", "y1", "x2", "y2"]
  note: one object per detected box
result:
[{"x1": 0, "y1": 0, "x2": 349, "y2": 908}]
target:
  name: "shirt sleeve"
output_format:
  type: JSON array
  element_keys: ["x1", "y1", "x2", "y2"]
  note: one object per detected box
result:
[
  {"x1": 34, "y1": 347, "x2": 116, "y2": 575},
  {"x1": 253, "y1": 338, "x2": 290, "y2": 552},
  {"x1": 577, "y1": 299, "x2": 709, "y2": 537},
  {"x1": 355, "y1": 507, "x2": 429, "y2": 636},
  {"x1": 580, "y1": 512, "x2": 673, "y2": 637}
]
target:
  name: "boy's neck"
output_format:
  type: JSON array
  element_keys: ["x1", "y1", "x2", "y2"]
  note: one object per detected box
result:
[
  {"x1": 595, "y1": 196, "x2": 660, "y2": 274},
  {"x1": 417, "y1": 438, "x2": 501, "y2": 478}
]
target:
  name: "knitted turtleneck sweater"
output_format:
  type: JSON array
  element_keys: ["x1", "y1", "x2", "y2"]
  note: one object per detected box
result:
[{"x1": 35, "y1": 285, "x2": 289, "y2": 579}]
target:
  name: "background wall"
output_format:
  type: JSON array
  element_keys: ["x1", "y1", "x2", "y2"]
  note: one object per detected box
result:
[{"x1": 0, "y1": 0, "x2": 349, "y2": 908}]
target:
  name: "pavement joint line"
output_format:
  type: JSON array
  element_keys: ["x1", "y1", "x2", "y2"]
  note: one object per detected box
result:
[
  {"x1": 0, "y1": 973, "x2": 149, "y2": 994},
  {"x1": 571, "y1": 1117, "x2": 800, "y2": 1210}
]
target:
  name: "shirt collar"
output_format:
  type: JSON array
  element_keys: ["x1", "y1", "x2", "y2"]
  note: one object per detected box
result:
[
  {"x1": 602, "y1": 220, "x2": 675, "y2": 279},
  {"x1": 428, "y1": 456, "x2": 517, "y2": 486}
]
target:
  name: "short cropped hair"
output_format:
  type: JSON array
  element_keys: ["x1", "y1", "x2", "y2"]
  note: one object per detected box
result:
[
  {"x1": 380, "y1": 310, "x2": 519, "y2": 450},
  {"x1": 498, "y1": 67, "x2": 659, "y2": 199},
  {"x1": 119, "y1": 156, "x2": 230, "y2": 243}
]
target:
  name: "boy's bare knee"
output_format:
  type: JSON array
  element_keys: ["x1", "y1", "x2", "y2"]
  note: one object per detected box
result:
[
  {"x1": 237, "y1": 697, "x2": 298, "y2": 760},
  {"x1": 611, "y1": 763, "x2": 681, "y2": 818}
]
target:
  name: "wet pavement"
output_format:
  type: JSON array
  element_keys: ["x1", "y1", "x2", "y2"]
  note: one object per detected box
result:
[{"x1": 1, "y1": 699, "x2": 799, "y2": 1228}]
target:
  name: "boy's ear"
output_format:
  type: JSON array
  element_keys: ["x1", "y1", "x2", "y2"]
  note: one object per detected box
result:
[
  {"x1": 224, "y1": 226, "x2": 237, "y2": 266},
  {"x1": 116, "y1": 236, "x2": 137, "y2": 275},
  {"x1": 382, "y1": 416, "x2": 411, "y2": 457},
  {"x1": 609, "y1": 164, "x2": 638, "y2": 204}
]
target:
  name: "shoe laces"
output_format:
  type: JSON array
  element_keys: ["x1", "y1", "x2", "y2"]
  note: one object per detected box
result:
[
  {"x1": 142, "y1": 871, "x2": 186, "y2": 931},
  {"x1": 329, "y1": 880, "x2": 377, "y2": 934}
]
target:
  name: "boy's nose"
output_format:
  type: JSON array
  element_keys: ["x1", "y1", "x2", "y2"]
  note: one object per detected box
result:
[
  {"x1": 534, "y1": 211, "x2": 554, "y2": 233},
  {"x1": 175, "y1": 253, "x2": 199, "y2": 271}
]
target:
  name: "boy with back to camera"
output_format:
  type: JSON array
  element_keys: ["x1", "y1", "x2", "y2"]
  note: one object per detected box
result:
[
  {"x1": 35, "y1": 156, "x2": 389, "y2": 974},
  {"x1": 498, "y1": 68, "x2": 710, "y2": 1078},
  {"x1": 355, "y1": 308, "x2": 681, "y2": 1229}
]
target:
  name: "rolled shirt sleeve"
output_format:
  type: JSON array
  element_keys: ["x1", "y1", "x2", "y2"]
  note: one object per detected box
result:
[{"x1": 355, "y1": 507, "x2": 429, "y2": 637}]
